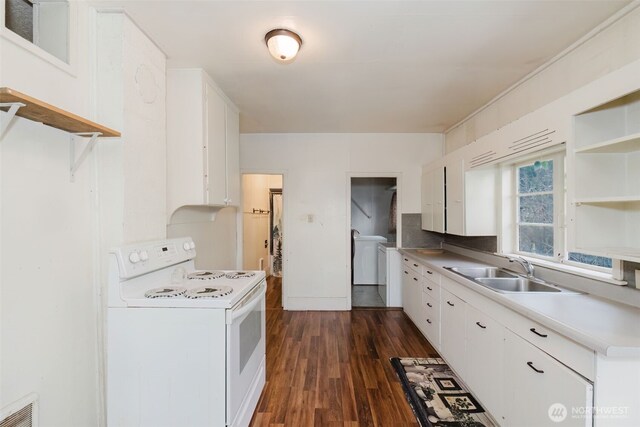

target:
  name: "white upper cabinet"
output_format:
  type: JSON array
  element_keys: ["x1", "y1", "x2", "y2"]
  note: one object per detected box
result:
[
  {"x1": 421, "y1": 148, "x2": 496, "y2": 237},
  {"x1": 167, "y1": 69, "x2": 240, "y2": 222},
  {"x1": 421, "y1": 164, "x2": 445, "y2": 233},
  {"x1": 569, "y1": 89, "x2": 640, "y2": 262}
]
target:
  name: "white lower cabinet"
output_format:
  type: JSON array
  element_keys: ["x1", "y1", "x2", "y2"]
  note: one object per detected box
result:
[
  {"x1": 504, "y1": 329, "x2": 594, "y2": 427},
  {"x1": 465, "y1": 304, "x2": 504, "y2": 422},
  {"x1": 401, "y1": 266, "x2": 422, "y2": 328},
  {"x1": 440, "y1": 289, "x2": 467, "y2": 379},
  {"x1": 422, "y1": 292, "x2": 440, "y2": 348}
]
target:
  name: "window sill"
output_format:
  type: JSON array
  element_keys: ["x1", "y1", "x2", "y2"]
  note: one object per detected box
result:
[{"x1": 500, "y1": 253, "x2": 627, "y2": 286}]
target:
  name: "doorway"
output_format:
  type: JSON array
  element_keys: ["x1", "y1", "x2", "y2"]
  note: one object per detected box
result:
[
  {"x1": 350, "y1": 176, "x2": 398, "y2": 308},
  {"x1": 242, "y1": 174, "x2": 284, "y2": 306}
]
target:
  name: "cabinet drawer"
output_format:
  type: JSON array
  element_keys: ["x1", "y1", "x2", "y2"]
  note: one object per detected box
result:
[
  {"x1": 423, "y1": 314, "x2": 440, "y2": 349},
  {"x1": 422, "y1": 264, "x2": 441, "y2": 283},
  {"x1": 402, "y1": 256, "x2": 422, "y2": 275},
  {"x1": 508, "y1": 315, "x2": 595, "y2": 381},
  {"x1": 422, "y1": 292, "x2": 439, "y2": 318},
  {"x1": 422, "y1": 278, "x2": 440, "y2": 300}
]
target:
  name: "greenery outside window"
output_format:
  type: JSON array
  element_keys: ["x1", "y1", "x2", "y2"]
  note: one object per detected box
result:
[{"x1": 509, "y1": 152, "x2": 612, "y2": 272}]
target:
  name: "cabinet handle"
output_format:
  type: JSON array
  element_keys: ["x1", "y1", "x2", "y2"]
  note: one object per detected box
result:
[
  {"x1": 426, "y1": 286, "x2": 433, "y2": 291},
  {"x1": 404, "y1": 271, "x2": 409, "y2": 275},
  {"x1": 404, "y1": 258, "x2": 409, "y2": 262},
  {"x1": 527, "y1": 362, "x2": 544, "y2": 374},
  {"x1": 413, "y1": 263, "x2": 419, "y2": 267},
  {"x1": 426, "y1": 270, "x2": 433, "y2": 275},
  {"x1": 530, "y1": 328, "x2": 548, "y2": 338},
  {"x1": 476, "y1": 322, "x2": 486, "y2": 329},
  {"x1": 413, "y1": 277, "x2": 418, "y2": 282},
  {"x1": 426, "y1": 319, "x2": 432, "y2": 324},
  {"x1": 447, "y1": 301, "x2": 454, "y2": 307},
  {"x1": 427, "y1": 302, "x2": 433, "y2": 308}
]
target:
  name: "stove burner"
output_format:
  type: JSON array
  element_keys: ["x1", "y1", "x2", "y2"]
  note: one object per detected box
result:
[
  {"x1": 144, "y1": 286, "x2": 187, "y2": 298},
  {"x1": 187, "y1": 270, "x2": 225, "y2": 281},
  {"x1": 225, "y1": 271, "x2": 256, "y2": 279},
  {"x1": 185, "y1": 285, "x2": 233, "y2": 299}
]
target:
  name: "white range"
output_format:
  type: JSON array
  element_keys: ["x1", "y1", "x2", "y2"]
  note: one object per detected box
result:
[{"x1": 107, "y1": 237, "x2": 266, "y2": 427}]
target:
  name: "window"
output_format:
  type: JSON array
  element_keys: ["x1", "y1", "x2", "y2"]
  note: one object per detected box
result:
[
  {"x1": 4, "y1": 0, "x2": 70, "y2": 63},
  {"x1": 516, "y1": 159, "x2": 556, "y2": 258},
  {"x1": 510, "y1": 152, "x2": 611, "y2": 271}
]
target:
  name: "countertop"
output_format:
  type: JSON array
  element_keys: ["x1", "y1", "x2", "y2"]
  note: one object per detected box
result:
[{"x1": 399, "y1": 248, "x2": 640, "y2": 358}]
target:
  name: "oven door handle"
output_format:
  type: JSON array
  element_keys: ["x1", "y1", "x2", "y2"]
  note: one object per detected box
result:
[{"x1": 226, "y1": 283, "x2": 266, "y2": 324}]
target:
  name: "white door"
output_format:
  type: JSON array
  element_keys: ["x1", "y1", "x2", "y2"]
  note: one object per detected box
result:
[
  {"x1": 446, "y1": 157, "x2": 465, "y2": 235},
  {"x1": 205, "y1": 83, "x2": 227, "y2": 205},
  {"x1": 421, "y1": 170, "x2": 434, "y2": 230},
  {"x1": 225, "y1": 105, "x2": 240, "y2": 206},
  {"x1": 503, "y1": 329, "x2": 593, "y2": 427},
  {"x1": 465, "y1": 304, "x2": 504, "y2": 422},
  {"x1": 440, "y1": 289, "x2": 466, "y2": 378},
  {"x1": 433, "y1": 167, "x2": 445, "y2": 233}
]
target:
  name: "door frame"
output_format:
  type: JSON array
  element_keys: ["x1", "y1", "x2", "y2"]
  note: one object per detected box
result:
[
  {"x1": 346, "y1": 172, "x2": 402, "y2": 309},
  {"x1": 239, "y1": 170, "x2": 288, "y2": 309}
]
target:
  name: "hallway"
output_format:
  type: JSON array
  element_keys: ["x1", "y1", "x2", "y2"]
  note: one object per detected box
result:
[{"x1": 251, "y1": 277, "x2": 437, "y2": 426}]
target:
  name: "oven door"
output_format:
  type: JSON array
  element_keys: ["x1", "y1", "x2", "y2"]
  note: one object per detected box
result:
[{"x1": 226, "y1": 279, "x2": 266, "y2": 426}]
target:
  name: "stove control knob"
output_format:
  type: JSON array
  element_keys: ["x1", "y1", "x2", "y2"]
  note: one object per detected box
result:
[
  {"x1": 139, "y1": 250, "x2": 149, "y2": 261},
  {"x1": 183, "y1": 242, "x2": 191, "y2": 251},
  {"x1": 129, "y1": 251, "x2": 141, "y2": 264},
  {"x1": 189, "y1": 242, "x2": 196, "y2": 249}
]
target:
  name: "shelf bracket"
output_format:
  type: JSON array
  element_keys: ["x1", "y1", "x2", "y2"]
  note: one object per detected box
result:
[
  {"x1": 0, "y1": 102, "x2": 26, "y2": 139},
  {"x1": 70, "y1": 132, "x2": 101, "y2": 182}
]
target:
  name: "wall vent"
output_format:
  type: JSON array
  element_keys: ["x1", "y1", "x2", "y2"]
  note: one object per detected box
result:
[
  {"x1": 1, "y1": 394, "x2": 38, "y2": 427},
  {"x1": 506, "y1": 128, "x2": 556, "y2": 154},
  {"x1": 469, "y1": 150, "x2": 498, "y2": 168}
]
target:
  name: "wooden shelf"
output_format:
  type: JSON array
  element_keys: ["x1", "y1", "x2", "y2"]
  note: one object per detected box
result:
[
  {"x1": 575, "y1": 132, "x2": 640, "y2": 154},
  {"x1": 0, "y1": 87, "x2": 120, "y2": 137},
  {"x1": 574, "y1": 196, "x2": 640, "y2": 204}
]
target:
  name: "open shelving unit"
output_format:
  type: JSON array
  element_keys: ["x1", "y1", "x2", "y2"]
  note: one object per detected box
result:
[
  {"x1": 0, "y1": 87, "x2": 120, "y2": 181},
  {"x1": 571, "y1": 90, "x2": 640, "y2": 263}
]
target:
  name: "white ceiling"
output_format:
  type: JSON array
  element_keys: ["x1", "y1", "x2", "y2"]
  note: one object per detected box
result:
[{"x1": 113, "y1": 0, "x2": 630, "y2": 133}]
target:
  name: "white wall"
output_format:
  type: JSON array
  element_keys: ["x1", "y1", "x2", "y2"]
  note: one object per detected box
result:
[
  {"x1": 445, "y1": 5, "x2": 640, "y2": 152},
  {"x1": 0, "y1": 2, "x2": 100, "y2": 425},
  {"x1": 1, "y1": 7, "x2": 166, "y2": 426},
  {"x1": 167, "y1": 208, "x2": 238, "y2": 270},
  {"x1": 240, "y1": 133, "x2": 442, "y2": 310}
]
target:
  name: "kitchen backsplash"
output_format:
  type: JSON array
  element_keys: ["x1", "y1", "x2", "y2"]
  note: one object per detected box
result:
[
  {"x1": 402, "y1": 214, "x2": 497, "y2": 252},
  {"x1": 401, "y1": 214, "x2": 443, "y2": 248}
]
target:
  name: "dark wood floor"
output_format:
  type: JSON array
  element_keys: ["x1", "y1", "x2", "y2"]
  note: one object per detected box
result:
[{"x1": 250, "y1": 277, "x2": 438, "y2": 426}]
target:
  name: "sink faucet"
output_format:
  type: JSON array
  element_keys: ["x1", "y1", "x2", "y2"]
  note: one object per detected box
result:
[{"x1": 507, "y1": 256, "x2": 535, "y2": 278}]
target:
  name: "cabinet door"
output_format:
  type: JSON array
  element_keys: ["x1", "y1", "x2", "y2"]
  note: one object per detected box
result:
[
  {"x1": 225, "y1": 106, "x2": 240, "y2": 206},
  {"x1": 465, "y1": 305, "x2": 504, "y2": 422},
  {"x1": 421, "y1": 171, "x2": 434, "y2": 230},
  {"x1": 440, "y1": 289, "x2": 466, "y2": 377},
  {"x1": 401, "y1": 268, "x2": 411, "y2": 317},
  {"x1": 446, "y1": 157, "x2": 465, "y2": 236},
  {"x1": 205, "y1": 83, "x2": 227, "y2": 205},
  {"x1": 504, "y1": 330, "x2": 593, "y2": 427},
  {"x1": 433, "y1": 167, "x2": 445, "y2": 233}
]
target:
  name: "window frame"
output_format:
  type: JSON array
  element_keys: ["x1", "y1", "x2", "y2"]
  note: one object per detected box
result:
[
  {"x1": 512, "y1": 153, "x2": 564, "y2": 262},
  {"x1": 502, "y1": 150, "x2": 612, "y2": 274},
  {"x1": 1, "y1": 0, "x2": 76, "y2": 75}
]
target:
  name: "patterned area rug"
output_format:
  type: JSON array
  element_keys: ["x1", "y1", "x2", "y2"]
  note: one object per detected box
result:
[{"x1": 391, "y1": 357, "x2": 496, "y2": 427}]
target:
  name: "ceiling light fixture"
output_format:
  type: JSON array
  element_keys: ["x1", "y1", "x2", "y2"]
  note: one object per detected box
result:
[{"x1": 265, "y1": 29, "x2": 302, "y2": 63}]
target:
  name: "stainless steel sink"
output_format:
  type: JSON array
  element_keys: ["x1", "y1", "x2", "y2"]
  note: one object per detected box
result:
[
  {"x1": 445, "y1": 266, "x2": 579, "y2": 294},
  {"x1": 475, "y1": 277, "x2": 562, "y2": 293},
  {"x1": 448, "y1": 267, "x2": 517, "y2": 279}
]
